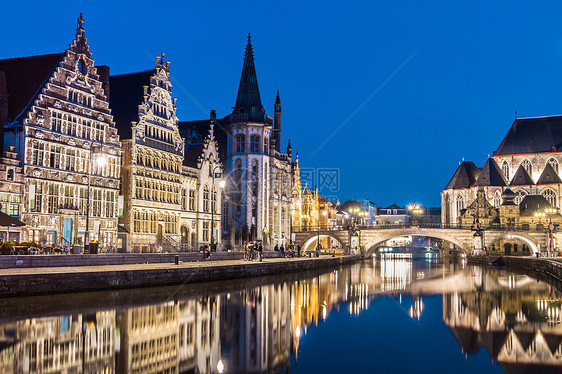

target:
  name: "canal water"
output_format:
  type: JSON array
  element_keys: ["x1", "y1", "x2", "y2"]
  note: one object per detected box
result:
[{"x1": 0, "y1": 254, "x2": 560, "y2": 373}]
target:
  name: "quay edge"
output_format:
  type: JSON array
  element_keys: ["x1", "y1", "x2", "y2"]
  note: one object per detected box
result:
[{"x1": 0, "y1": 255, "x2": 363, "y2": 298}]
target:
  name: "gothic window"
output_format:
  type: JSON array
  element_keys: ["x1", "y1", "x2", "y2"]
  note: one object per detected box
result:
[
  {"x1": 211, "y1": 188, "x2": 217, "y2": 213},
  {"x1": 456, "y1": 195, "x2": 464, "y2": 216},
  {"x1": 30, "y1": 181, "x2": 43, "y2": 212},
  {"x1": 493, "y1": 191, "x2": 501, "y2": 208},
  {"x1": 250, "y1": 135, "x2": 260, "y2": 153},
  {"x1": 515, "y1": 190, "x2": 526, "y2": 205},
  {"x1": 264, "y1": 137, "x2": 268, "y2": 154},
  {"x1": 49, "y1": 146, "x2": 61, "y2": 169},
  {"x1": 542, "y1": 188, "x2": 557, "y2": 208},
  {"x1": 521, "y1": 159, "x2": 532, "y2": 175},
  {"x1": 65, "y1": 149, "x2": 76, "y2": 171},
  {"x1": 501, "y1": 161, "x2": 510, "y2": 179},
  {"x1": 203, "y1": 221, "x2": 210, "y2": 242},
  {"x1": 189, "y1": 189, "x2": 196, "y2": 211},
  {"x1": 203, "y1": 185, "x2": 210, "y2": 212},
  {"x1": 92, "y1": 189, "x2": 102, "y2": 217},
  {"x1": 31, "y1": 142, "x2": 44, "y2": 166},
  {"x1": 51, "y1": 111, "x2": 63, "y2": 132},
  {"x1": 63, "y1": 185, "x2": 74, "y2": 208},
  {"x1": 548, "y1": 158, "x2": 559, "y2": 174},
  {"x1": 47, "y1": 183, "x2": 59, "y2": 214},
  {"x1": 236, "y1": 135, "x2": 245, "y2": 153},
  {"x1": 105, "y1": 191, "x2": 115, "y2": 218}
]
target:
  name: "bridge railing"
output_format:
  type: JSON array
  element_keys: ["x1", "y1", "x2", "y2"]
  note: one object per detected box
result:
[{"x1": 291, "y1": 222, "x2": 554, "y2": 233}]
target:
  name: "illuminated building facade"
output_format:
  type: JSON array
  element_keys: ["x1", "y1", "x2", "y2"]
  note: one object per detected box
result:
[
  {"x1": 442, "y1": 116, "x2": 562, "y2": 228},
  {"x1": 0, "y1": 15, "x2": 121, "y2": 249},
  {"x1": 110, "y1": 55, "x2": 223, "y2": 251}
]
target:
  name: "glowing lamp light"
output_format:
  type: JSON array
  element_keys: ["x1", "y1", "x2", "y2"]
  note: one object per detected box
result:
[
  {"x1": 219, "y1": 180, "x2": 226, "y2": 189},
  {"x1": 217, "y1": 359, "x2": 224, "y2": 373},
  {"x1": 96, "y1": 155, "x2": 107, "y2": 167}
]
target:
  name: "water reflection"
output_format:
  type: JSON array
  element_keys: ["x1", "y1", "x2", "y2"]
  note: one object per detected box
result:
[{"x1": 0, "y1": 257, "x2": 561, "y2": 373}]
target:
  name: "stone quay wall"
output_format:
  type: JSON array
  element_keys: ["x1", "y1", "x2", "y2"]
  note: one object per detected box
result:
[
  {"x1": 467, "y1": 255, "x2": 562, "y2": 288},
  {"x1": 0, "y1": 255, "x2": 362, "y2": 297}
]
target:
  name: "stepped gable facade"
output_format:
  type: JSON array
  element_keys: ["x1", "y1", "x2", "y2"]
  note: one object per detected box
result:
[
  {"x1": 0, "y1": 14, "x2": 121, "y2": 248},
  {"x1": 110, "y1": 54, "x2": 223, "y2": 251}
]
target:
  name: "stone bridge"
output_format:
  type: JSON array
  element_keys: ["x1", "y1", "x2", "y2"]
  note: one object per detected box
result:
[{"x1": 294, "y1": 227, "x2": 558, "y2": 255}]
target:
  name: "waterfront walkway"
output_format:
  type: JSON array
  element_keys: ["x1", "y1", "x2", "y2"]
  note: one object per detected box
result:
[{"x1": 0, "y1": 254, "x2": 362, "y2": 297}]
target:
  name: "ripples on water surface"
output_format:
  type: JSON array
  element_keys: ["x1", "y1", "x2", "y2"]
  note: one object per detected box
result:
[{"x1": 0, "y1": 254, "x2": 560, "y2": 373}]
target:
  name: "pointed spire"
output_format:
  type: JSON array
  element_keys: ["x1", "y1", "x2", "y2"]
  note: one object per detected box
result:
[
  {"x1": 275, "y1": 89, "x2": 281, "y2": 104},
  {"x1": 233, "y1": 33, "x2": 264, "y2": 122}
]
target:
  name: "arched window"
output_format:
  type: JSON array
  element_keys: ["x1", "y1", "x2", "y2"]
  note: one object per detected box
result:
[
  {"x1": 515, "y1": 190, "x2": 526, "y2": 205},
  {"x1": 542, "y1": 188, "x2": 557, "y2": 208},
  {"x1": 493, "y1": 190, "x2": 501, "y2": 208},
  {"x1": 203, "y1": 185, "x2": 210, "y2": 212},
  {"x1": 250, "y1": 135, "x2": 260, "y2": 152},
  {"x1": 548, "y1": 158, "x2": 559, "y2": 174},
  {"x1": 236, "y1": 135, "x2": 245, "y2": 153},
  {"x1": 211, "y1": 188, "x2": 217, "y2": 213},
  {"x1": 456, "y1": 195, "x2": 464, "y2": 215},
  {"x1": 501, "y1": 161, "x2": 510, "y2": 179},
  {"x1": 521, "y1": 159, "x2": 532, "y2": 175}
]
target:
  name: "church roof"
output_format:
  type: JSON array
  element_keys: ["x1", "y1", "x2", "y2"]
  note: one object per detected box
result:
[
  {"x1": 0, "y1": 52, "x2": 65, "y2": 124},
  {"x1": 519, "y1": 195, "x2": 553, "y2": 216},
  {"x1": 445, "y1": 162, "x2": 481, "y2": 190},
  {"x1": 494, "y1": 115, "x2": 562, "y2": 156},
  {"x1": 510, "y1": 164, "x2": 535, "y2": 186},
  {"x1": 109, "y1": 69, "x2": 155, "y2": 139},
  {"x1": 536, "y1": 162, "x2": 562, "y2": 184},
  {"x1": 232, "y1": 34, "x2": 265, "y2": 122},
  {"x1": 475, "y1": 158, "x2": 507, "y2": 187},
  {"x1": 177, "y1": 118, "x2": 228, "y2": 168}
]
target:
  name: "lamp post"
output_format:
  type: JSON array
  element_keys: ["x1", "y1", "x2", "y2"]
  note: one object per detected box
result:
[
  {"x1": 210, "y1": 165, "x2": 225, "y2": 252},
  {"x1": 408, "y1": 202, "x2": 423, "y2": 227},
  {"x1": 84, "y1": 142, "x2": 106, "y2": 254},
  {"x1": 545, "y1": 207, "x2": 557, "y2": 254}
]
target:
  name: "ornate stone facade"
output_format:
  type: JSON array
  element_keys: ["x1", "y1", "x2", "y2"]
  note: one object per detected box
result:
[
  {"x1": 442, "y1": 116, "x2": 562, "y2": 228},
  {"x1": 111, "y1": 56, "x2": 223, "y2": 251},
  {"x1": 0, "y1": 15, "x2": 121, "y2": 249}
]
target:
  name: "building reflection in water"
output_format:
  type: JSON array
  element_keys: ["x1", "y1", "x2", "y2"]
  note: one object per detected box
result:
[{"x1": 1, "y1": 258, "x2": 562, "y2": 372}]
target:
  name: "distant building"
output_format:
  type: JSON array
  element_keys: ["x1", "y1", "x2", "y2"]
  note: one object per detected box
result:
[{"x1": 375, "y1": 203, "x2": 409, "y2": 225}]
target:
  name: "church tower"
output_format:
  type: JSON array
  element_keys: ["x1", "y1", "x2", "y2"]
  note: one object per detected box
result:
[{"x1": 224, "y1": 35, "x2": 293, "y2": 248}]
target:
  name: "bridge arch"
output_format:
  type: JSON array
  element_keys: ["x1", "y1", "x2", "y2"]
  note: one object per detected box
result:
[
  {"x1": 363, "y1": 229, "x2": 467, "y2": 256},
  {"x1": 488, "y1": 233, "x2": 539, "y2": 255},
  {"x1": 300, "y1": 234, "x2": 345, "y2": 252}
]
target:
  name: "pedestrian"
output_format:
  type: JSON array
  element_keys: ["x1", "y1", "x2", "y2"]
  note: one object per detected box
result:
[
  {"x1": 258, "y1": 241, "x2": 263, "y2": 261},
  {"x1": 297, "y1": 245, "x2": 301, "y2": 257},
  {"x1": 280, "y1": 244, "x2": 285, "y2": 258}
]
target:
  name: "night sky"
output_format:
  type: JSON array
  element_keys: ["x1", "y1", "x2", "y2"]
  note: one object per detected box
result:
[{"x1": 3, "y1": 1, "x2": 562, "y2": 207}]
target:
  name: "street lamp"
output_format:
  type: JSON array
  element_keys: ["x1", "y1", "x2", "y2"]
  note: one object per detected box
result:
[
  {"x1": 84, "y1": 142, "x2": 106, "y2": 254},
  {"x1": 545, "y1": 207, "x2": 558, "y2": 254},
  {"x1": 210, "y1": 165, "x2": 225, "y2": 252},
  {"x1": 408, "y1": 202, "x2": 423, "y2": 226}
]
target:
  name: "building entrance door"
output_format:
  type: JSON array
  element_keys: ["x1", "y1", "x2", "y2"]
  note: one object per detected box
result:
[{"x1": 63, "y1": 218, "x2": 73, "y2": 247}]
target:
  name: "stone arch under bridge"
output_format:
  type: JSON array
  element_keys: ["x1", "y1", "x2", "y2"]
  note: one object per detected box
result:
[{"x1": 294, "y1": 227, "x2": 542, "y2": 256}]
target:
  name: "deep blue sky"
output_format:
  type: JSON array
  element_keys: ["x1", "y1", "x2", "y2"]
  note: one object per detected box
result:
[{"x1": 4, "y1": 1, "x2": 562, "y2": 207}]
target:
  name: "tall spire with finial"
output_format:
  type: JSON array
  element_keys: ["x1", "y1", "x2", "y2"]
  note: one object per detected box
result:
[
  {"x1": 233, "y1": 33, "x2": 264, "y2": 122},
  {"x1": 274, "y1": 89, "x2": 281, "y2": 150}
]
